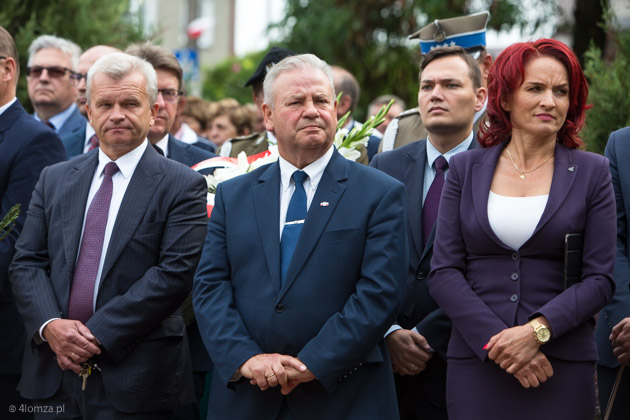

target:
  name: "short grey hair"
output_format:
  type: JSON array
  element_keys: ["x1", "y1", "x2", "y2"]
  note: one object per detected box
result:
[
  {"x1": 27, "y1": 35, "x2": 81, "y2": 70},
  {"x1": 263, "y1": 53, "x2": 335, "y2": 109},
  {"x1": 87, "y1": 52, "x2": 158, "y2": 105}
]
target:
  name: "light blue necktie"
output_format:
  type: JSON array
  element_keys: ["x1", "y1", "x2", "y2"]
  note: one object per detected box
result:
[{"x1": 280, "y1": 170, "x2": 308, "y2": 285}]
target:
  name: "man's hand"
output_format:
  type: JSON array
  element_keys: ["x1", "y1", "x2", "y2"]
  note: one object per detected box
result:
[
  {"x1": 485, "y1": 324, "x2": 540, "y2": 374},
  {"x1": 611, "y1": 318, "x2": 630, "y2": 365},
  {"x1": 385, "y1": 329, "x2": 433, "y2": 375},
  {"x1": 512, "y1": 351, "x2": 553, "y2": 388},
  {"x1": 42, "y1": 319, "x2": 101, "y2": 374},
  {"x1": 282, "y1": 364, "x2": 316, "y2": 395},
  {"x1": 240, "y1": 353, "x2": 307, "y2": 391}
]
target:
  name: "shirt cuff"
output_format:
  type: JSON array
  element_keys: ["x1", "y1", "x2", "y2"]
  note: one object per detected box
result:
[
  {"x1": 385, "y1": 324, "x2": 402, "y2": 338},
  {"x1": 39, "y1": 318, "x2": 61, "y2": 342}
]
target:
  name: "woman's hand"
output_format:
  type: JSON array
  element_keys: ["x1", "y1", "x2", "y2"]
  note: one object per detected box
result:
[
  {"x1": 485, "y1": 325, "x2": 540, "y2": 374},
  {"x1": 513, "y1": 351, "x2": 554, "y2": 388}
]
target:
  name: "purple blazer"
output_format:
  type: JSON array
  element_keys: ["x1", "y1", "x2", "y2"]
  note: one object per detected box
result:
[{"x1": 428, "y1": 141, "x2": 615, "y2": 363}]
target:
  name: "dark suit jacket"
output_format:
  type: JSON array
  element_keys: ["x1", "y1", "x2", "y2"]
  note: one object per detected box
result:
[
  {"x1": 168, "y1": 134, "x2": 215, "y2": 168},
  {"x1": 61, "y1": 126, "x2": 86, "y2": 158},
  {"x1": 57, "y1": 105, "x2": 86, "y2": 143},
  {"x1": 597, "y1": 127, "x2": 630, "y2": 367},
  {"x1": 0, "y1": 100, "x2": 66, "y2": 374},
  {"x1": 429, "y1": 141, "x2": 616, "y2": 362},
  {"x1": 9, "y1": 144, "x2": 208, "y2": 412},
  {"x1": 370, "y1": 136, "x2": 478, "y2": 413},
  {"x1": 193, "y1": 148, "x2": 407, "y2": 419}
]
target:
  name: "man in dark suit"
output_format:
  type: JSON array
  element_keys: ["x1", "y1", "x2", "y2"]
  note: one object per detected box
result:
[
  {"x1": 26, "y1": 35, "x2": 86, "y2": 144},
  {"x1": 193, "y1": 53, "x2": 407, "y2": 419},
  {"x1": 596, "y1": 126, "x2": 630, "y2": 419},
  {"x1": 62, "y1": 45, "x2": 120, "y2": 158},
  {"x1": 10, "y1": 52, "x2": 208, "y2": 418},
  {"x1": 0, "y1": 26, "x2": 66, "y2": 419},
  {"x1": 370, "y1": 46, "x2": 487, "y2": 420},
  {"x1": 126, "y1": 42, "x2": 215, "y2": 420}
]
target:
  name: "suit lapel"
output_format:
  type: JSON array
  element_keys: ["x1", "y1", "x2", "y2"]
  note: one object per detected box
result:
[
  {"x1": 531, "y1": 144, "x2": 576, "y2": 236},
  {"x1": 471, "y1": 141, "x2": 505, "y2": 246},
  {"x1": 254, "y1": 163, "x2": 282, "y2": 294},
  {"x1": 404, "y1": 141, "x2": 426, "y2": 260},
  {"x1": 100, "y1": 145, "x2": 164, "y2": 281},
  {"x1": 61, "y1": 154, "x2": 98, "y2": 271},
  {"x1": 279, "y1": 151, "x2": 347, "y2": 299}
]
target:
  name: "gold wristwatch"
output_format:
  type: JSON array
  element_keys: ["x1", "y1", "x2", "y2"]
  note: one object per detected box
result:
[{"x1": 528, "y1": 319, "x2": 551, "y2": 344}]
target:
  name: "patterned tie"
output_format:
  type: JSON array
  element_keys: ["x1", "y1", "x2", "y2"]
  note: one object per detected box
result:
[
  {"x1": 68, "y1": 162, "x2": 119, "y2": 323},
  {"x1": 87, "y1": 134, "x2": 99, "y2": 151},
  {"x1": 422, "y1": 155, "x2": 448, "y2": 245},
  {"x1": 280, "y1": 170, "x2": 308, "y2": 285}
]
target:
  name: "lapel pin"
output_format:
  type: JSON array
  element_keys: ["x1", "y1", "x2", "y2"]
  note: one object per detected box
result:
[
  {"x1": 568, "y1": 166, "x2": 575, "y2": 172},
  {"x1": 320, "y1": 201, "x2": 329, "y2": 207}
]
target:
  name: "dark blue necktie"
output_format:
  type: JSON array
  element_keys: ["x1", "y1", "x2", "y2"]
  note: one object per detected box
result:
[
  {"x1": 280, "y1": 170, "x2": 308, "y2": 285},
  {"x1": 422, "y1": 155, "x2": 448, "y2": 245}
]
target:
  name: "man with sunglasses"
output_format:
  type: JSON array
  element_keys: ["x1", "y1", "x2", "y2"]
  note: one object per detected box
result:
[
  {"x1": 379, "y1": 12, "x2": 493, "y2": 154},
  {"x1": 0, "y1": 26, "x2": 66, "y2": 419},
  {"x1": 26, "y1": 35, "x2": 85, "y2": 145}
]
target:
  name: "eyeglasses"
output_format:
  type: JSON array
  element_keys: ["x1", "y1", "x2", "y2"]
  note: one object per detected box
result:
[
  {"x1": 71, "y1": 72, "x2": 87, "y2": 82},
  {"x1": 158, "y1": 89, "x2": 183, "y2": 103},
  {"x1": 26, "y1": 65, "x2": 75, "y2": 79}
]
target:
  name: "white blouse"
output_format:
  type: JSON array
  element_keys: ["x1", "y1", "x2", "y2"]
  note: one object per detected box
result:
[{"x1": 488, "y1": 191, "x2": 548, "y2": 250}]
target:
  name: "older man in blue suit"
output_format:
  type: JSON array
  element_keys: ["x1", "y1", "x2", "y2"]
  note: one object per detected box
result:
[
  {"x1": 0, "y1": 26, "x2": 66, "y2": 418},
  {"x1": 596, "y1": 126, "x2": 630, "y2": 419},
  {"x1": 193, "y1": 54, "x2": 407, "y2": 419},
  {"x1": 10, "y1": 52, "x2": 208, "y2": 419}
]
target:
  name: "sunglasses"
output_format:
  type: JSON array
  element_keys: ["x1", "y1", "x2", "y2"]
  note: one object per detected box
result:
[
  {"x1": 26, "y1": 65, "x2": 76, "y2": 79},
  {"x1": 158, "y1": 89, "x2": 183, "y2": 103}
]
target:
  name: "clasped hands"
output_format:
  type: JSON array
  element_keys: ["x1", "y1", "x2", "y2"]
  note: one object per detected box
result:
[
  {"x1": 43, "y1": 319, "x2": 101, "y2": 375},
  {"x1": 610, "y1": 317, "x2": 630, "y2": 365},
  {"x1": 484, "y1": 321, "x2": 553, "y2": 389},
  {"x1": 240, "y1": 353, "x2": 316, "y2": 395},
  {"x1": 385, "y1": 329, "x2": 433, "y2": 375}
]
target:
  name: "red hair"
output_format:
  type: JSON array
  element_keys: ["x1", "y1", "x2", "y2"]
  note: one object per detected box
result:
[{"x1": 479, "y1": 39, "x2": 589, "y2": 149}]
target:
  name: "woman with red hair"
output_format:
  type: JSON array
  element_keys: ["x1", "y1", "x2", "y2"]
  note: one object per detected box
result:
[{"x1": 428, "y1": 39, "x2": 615, "y2": 419}]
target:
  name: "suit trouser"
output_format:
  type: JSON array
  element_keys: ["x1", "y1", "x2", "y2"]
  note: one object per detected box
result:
[
  {"x1": 33, "y1": 369, "x2": 171, "y2": 420},
  {"x1": 394, "y1": 356, "x2": 447, "y2": 420},
  {"x1": 598, "y1": 364, "x2": 630, "y2": 420}
]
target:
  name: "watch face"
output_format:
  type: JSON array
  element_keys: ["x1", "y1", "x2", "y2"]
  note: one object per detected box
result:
[{"x1": 536, "y1": 328, "x2": 551, "y2": 343}]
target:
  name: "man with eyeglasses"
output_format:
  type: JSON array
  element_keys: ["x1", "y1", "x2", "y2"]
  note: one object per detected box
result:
[
  {"x1": 378, "y1": 12, "x2": 493, "y2": 154},
  {"x1": 127, "y1": 42, "x2": 217, "y2": 163},
  {"x1": 61, "y1": 45, "x2": 121, "y2": 159},
  {"x1": 0, "y1": 26, "x2": 66, "y2": 419},
  {"x1": 26, "y1": 35, "x2": 86, "y2": 146}
]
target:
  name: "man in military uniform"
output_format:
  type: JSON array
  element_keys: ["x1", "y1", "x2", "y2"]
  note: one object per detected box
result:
[
  {"x1": 219, "y1": 47, "x2": 295, "y2": 158},
  {"x1": 379, "y1": 11, "x2": 493, "y2": 153}
]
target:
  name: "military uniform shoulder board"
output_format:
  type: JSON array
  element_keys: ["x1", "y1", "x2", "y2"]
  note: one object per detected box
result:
[
  {"x1": 381, "y1": 108, "x2": 420, "y2": 152},
  {"x1": 219, "y1": 131, "x2": 266, "y2": 157}
]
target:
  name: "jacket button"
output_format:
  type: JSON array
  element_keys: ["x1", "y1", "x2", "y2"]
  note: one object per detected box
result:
[
  {"x1": 275, "y1": 304, "x2": 285, "y2": 313},
  {"x1": 510, "y1": 294, "x2": 518, "y2": 302},
  {"x1": 511, "y1": 272, "x2": 519, "y2": 281},
  {"x1": 512, "y1": 253, "x2": 519, "y2": 261},
  {"x1": 416, "y1": 271, "x2": 425, "y2": 280}
]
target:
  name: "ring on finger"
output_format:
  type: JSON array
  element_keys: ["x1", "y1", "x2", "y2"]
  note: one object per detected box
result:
[
  {"x1": 70, "y1": 351, "x2": 76, "y2": 359},
  {"x1": 411, "y1": 364, "x2": 416, "y2": 370},
  {"x1": 265, "y1": 372, "x2": 276, "y2": 379}
]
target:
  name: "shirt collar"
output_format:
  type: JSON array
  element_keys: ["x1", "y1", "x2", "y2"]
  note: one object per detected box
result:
[
  {"x1": 426, "y1": 131, "x2": 474, "y2": 167},
  {"x1": 155, "y1": 134, "x2": 169, "y2": 157},
  {"x1": 85, "y1": 123, "x2": 96, "y2": 145},
  {"x1": 278, "y1": 144, "x2": 334, "y2": 191},
  {"x1": 34, "y1": 103, "x2": 78, "y2": 131},
  {"x1": 96, "y1": 139, "x2": 148, "y2": 179},
  {"x1": 0, "y1": 97, "x2": 17, "y2": 116}
]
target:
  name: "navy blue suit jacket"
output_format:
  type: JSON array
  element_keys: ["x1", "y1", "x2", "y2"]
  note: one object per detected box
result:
[
  {"x1": 57, "y1": 105, "x2": 86, "y2": 142},
  {"x1": 9, "y1": 145, "x2": 208, "y2": 412},
  {"x1": 0, "y1": 100, "x2": 66, "y2": 374},
  {"x1": 597, "y1": 127, "x2": 630, "y2": 367},
  {"x1": 60, "y1": 126, "x2": 86, "y2": 158},
  {"x1": 429, "y1": 142, "x2": 615, "y2": 362},
  {"x1": 193, "y1": 148, "x2": 407, "y2": 419}
]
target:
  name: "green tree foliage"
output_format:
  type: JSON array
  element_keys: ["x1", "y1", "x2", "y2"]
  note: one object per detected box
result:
[
  {"x1": 264, "y1": 0, "x2": 554, "y2": 120},
  {"x1": 202, "y1": 49, "x2": 266, "y2": 104},
  {"x1": 583, "y1": 17, "x2": 630, "y2": 154},
  {"x1": 0, "y1": 0, "x2": 147, "y2": 109}
]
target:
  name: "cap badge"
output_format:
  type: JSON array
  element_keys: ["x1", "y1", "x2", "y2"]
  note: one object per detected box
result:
[{"x1": 434, "y1": 20, "x2": 447, "y2": 43}]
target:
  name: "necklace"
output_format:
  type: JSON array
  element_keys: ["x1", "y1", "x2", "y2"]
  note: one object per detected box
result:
[{"x1": 505, "y1": 145, "x2": 554, "y2": 180}]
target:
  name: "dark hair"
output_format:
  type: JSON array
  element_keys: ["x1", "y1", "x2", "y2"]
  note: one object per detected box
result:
[
  {"x1": 125, "y1": 42, "x2": 183, "y2": 90},
  {"x1": 479, "y1": 38, "x2": 589, "y2": 148},
  {"x1": 0, "y1": 26, "x2": 19, "y2": 78},
  {"x1": 420, "y1": 46, "x2": 482, "y2": 89}
]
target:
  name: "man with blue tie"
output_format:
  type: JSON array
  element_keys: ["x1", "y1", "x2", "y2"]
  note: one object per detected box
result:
[
  {"x1": 26, "y1": 35, "x2": 86, "y2": 144},
  {"x1": 0, "y1": 26, "x2": 66, "y2": 419},
  {"x1": 193, "y1": 53, "x2": 408, "y2": 419},
  {"x1": 370, "y1": 46, "x2": 487, "y2": 419},
  {"x1": 10, "y1": 52, "x2": 208, "y2": 418}
]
